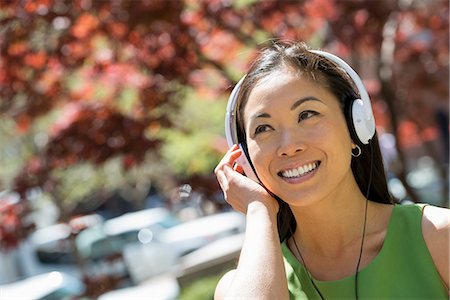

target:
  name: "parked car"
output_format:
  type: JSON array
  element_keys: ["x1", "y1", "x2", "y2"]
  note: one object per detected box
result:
[
  {"x1": 18, "y1": 224, "x2": 80, "y2": 280},
  {"x1": 76, "y1": 208, "x2": 178, "y2": 259},
  {"x1": 159, "y1": 211, "x2": 245, "y2": 257},
  {"x1": 97, "y1": 274, "x2": 179, "y2": 300},
  {"x1": 17, "y1": 214, "x2": 103, "y2": 280},
  {"x1": 125, "y1": 211, "x2": 246, "y2": 283},
  {"x1": 75, "y1": 208, "x2": 246, "y2": 285},
  {"x1": 177, "y1": 232, "x2": 245, "y2": 277},
  {"x1": 0, "y1": 271, "x2": 85, "y2": 300},
  {"x1": 74, "y1": 207, "x2": 180, "y2": 286}
]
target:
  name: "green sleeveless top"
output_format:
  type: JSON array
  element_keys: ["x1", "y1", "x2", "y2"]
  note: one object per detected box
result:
[{"x1": 282, "y1": 204, "x2": 448, "y2": 299}]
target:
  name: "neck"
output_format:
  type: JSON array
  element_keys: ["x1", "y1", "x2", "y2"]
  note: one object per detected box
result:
[{"x1": 289, "y1": 177, "x2": 369, "y2": 257}]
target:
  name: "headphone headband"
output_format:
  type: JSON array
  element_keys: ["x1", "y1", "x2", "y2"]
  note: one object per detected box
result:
[
  {"x1": 225, "y1": 76, "x2": 246, "y2": 148},
  {"x1": 225, "y1": 49, "x2": 376, "y2": 147},
  {"x1": 309, "y1": 50, "x2": 374, "y2": 121}
]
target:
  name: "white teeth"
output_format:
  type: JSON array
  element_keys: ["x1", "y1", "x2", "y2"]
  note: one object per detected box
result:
[{"x1": 281, "y1": 162, "x2": 318, "y2": 178}]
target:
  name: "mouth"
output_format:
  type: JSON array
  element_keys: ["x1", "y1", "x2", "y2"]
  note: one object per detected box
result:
[{"x1": 278, "y1": 161, "x2": 321, "y2": 179}]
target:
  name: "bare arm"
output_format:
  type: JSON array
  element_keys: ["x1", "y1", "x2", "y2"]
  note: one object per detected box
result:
[
  {"x1": 215, "y1": 202, "x2": 289, "y2": 299},
  {"x1": 422, "y1": 205, "x2": 450, "y2": 289},
  {"x1": 214, "y1": 145, "x2": 289, "y2": 300}
]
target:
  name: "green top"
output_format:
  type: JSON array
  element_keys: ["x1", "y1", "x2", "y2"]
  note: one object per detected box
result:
[{"x1": 282, "y1": 204, "x2": 448, "y2": 299}]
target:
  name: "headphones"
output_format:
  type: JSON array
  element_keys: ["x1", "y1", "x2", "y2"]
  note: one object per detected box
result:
[{"x1": 224, "y1": 49, "x2": 376, "y2": 181}]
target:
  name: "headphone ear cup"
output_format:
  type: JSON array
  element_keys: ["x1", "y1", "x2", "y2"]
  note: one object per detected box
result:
[{"x1": 352, "y1": 99, "x2": 375, "y2": 145}]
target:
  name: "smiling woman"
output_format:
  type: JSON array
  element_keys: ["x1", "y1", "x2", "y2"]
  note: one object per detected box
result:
[
  {"x1": 243, "y1": 74, "x2": 355, "y2": 208},
  {"x1": 214, "y1": 41, "x2": 449, "y2": 299}
]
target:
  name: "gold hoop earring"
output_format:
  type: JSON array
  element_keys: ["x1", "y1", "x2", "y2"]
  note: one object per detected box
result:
[{"x1": 352, "y1": 144, "x2": 362, "y2": 157}]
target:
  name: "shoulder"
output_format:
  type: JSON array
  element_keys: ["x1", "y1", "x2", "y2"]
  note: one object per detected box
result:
[
  {"x1": 214, "y1": 269, "x2": 237, "y2": 300},
  {"x1": 421, "y1": 205, "x2": 449, "y2": 288},
  {"x1": 422, "y1": 204, "x2": 450, "y2": 225}
]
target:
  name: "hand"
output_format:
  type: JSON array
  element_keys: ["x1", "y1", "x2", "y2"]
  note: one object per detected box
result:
[{"x1": 214, "y1": 144, "x2": 279, "y2": 215}]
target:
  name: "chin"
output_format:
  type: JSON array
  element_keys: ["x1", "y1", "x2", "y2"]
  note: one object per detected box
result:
[{"x1": 273, "y1": 190, "x2": 321, "y2": 207}]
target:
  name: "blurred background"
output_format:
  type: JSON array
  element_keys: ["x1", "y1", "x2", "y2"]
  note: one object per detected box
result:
[{"x1": 0, "y1": 0, "x2": 448, "y2": 299}]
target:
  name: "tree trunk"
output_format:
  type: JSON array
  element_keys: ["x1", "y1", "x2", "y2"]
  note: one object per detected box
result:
[
  {"x1": 378, "y1": 78, "x2": 422, "y2": 203},
  {"x1": 378, "y1": 11, "x2": 422, "y2": 203}
]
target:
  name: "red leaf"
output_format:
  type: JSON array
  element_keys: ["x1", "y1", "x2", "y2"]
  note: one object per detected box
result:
[
  {"x1": 8, "y1": 42, "x2": 28, "y2": 56},
  {"x1": 24, "y1": 52, "x2": 47, "y2": 69},
  {"x1": 72, "y1": 13, "x2": 99, "y2": 39},
  {"x1": 16, "y1": 115, "x2": 31, "y2": 134}
]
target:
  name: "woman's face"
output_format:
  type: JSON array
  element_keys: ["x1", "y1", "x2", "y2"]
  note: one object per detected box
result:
[{"x1": 242, "y1": 68, "x2": 355, "y2": 207}]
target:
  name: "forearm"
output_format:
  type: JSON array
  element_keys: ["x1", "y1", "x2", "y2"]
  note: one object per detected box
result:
[{"x1": 224, "y1": 201, "x2": 289, "y2": 299}]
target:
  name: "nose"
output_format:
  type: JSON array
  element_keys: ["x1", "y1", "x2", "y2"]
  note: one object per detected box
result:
[{"x1": 276, "y1": 130, "x2": 306, "y2": 157}]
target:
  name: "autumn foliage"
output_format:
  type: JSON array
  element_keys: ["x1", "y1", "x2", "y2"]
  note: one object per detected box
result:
[
  {"x1": 0, "y1": 195, "x2": 34, "y2": 251},
  {"x1": 0, "y1": 0, "x2": 448, "y2": 251}
]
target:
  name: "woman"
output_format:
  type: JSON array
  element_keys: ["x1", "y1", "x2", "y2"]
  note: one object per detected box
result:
[{"x1": 214, "y1": 42, "x2": 449, "y2": 299}]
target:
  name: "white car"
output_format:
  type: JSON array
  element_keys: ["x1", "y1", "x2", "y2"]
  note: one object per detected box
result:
[
  {"x1": 76, "y1": 208, "x2": 246, "y2": 285},
  {"x1": 98, "y1": 274, "x2": 179, "y2": 300},
  {"x1": 160, "y1": 211, "x2": 245, "y2": 257},
  {"x1": 74, "y1": 208, "x2": 180, "y2": 286},
  {"x1": 125, "y1": 211, "x2": 246, "y2": 283},
  {"x1": 16, "y1": 214, "x2": 103, "y2": 280},
  {"x1": 76, "y1": 207, "x2": 178, "y2": 261},
  {"x1": 0, "y1": 271, "x2": 85, "y2": 300},
  {"x1": 177, "y1": 232, "x2": 245, "y2": 277},
  {"x1": 17, "y1": 224, "x2": 80, "y2": 280}
]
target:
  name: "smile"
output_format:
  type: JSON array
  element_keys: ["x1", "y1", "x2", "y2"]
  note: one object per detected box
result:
[{"x1": 278, "y1": 161, "x2": 321, "y2": 179}]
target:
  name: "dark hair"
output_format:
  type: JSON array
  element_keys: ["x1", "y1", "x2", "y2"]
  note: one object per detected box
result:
[{"x1": 235, "y1": 41, "x2": 394, "y2": 243}]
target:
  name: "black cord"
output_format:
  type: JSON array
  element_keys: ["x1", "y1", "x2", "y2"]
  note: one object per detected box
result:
[
  {"x1": 290, "y1": 227, "x2": 325, "y2": 300},
  {"x1": 290, "y1": 140, "x2": 374, "y2": 300},
  {"x1": 355, "y1": 140, "x2": 374, "y2": 299}
]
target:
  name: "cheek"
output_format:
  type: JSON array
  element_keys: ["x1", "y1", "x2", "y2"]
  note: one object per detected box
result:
[
  {"x1": 247, "y1": 141, "x2": 266, "y2": 166},
  {"x1": 312, "y1": 116, "x2": 352, "y2": 145},
  {"x1": 246, "y1": 141, "x2": 273, "y2": 179},
  {"x1": 315, "y1": 119, "x2": 353, "y2": 167}
]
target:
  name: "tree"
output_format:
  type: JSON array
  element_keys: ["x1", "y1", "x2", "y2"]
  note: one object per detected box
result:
[
  {"x1": 181, "y1": 0, "x2": 449, "y2": 204},
  {"x1": 1, "y1": 0, "x2": 200, "y2": 219},
  {"x1": 1, "y1": 0, "x2": 448, "y2": 248}
]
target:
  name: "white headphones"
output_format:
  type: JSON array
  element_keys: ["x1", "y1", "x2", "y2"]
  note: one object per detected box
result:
[{"x1": 224, "y1": 50, "x2": 376, "y2": 181}]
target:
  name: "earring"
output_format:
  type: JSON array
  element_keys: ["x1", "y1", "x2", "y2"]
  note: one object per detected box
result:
[{"x1": 352, "y1": 144, "x2": 362, "y2": 157}]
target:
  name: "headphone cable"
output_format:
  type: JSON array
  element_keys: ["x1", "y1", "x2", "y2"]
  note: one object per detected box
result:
[
  {"x1": 290, "y1": 227, "x2": 325, "y2": 300},
  {"x1": 290, "y1": 140, "x2": 374, "y2": 300},
  {"x1": 355, "y1": 140, "x2": 374, "y2": 298}
]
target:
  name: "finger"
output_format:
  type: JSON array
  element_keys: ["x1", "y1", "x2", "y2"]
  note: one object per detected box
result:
[
  {"x1": 222, "y1": 144, "x2": 239, "y2": 157},
  {"x1": 215, "y1": 167, "x2": 229, "y2": 192},
  {"x1": 216, "y1": 146, "x2": 244, "y2": 171},
  {"x1": 223, "y1": 164, "x2": 242, "y2": 183}
]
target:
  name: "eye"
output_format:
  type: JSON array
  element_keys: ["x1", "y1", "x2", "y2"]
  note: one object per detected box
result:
[
  {"x1": 298, "y1": 110, "x2": 319, "y2": 122},
  {"x1": 254, "y1": 124, "x2": 272, "y2": 135}
]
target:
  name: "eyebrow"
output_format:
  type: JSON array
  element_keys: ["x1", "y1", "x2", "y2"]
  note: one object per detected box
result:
[
  {"x1": 290, "y1": 96, "x2": 323, "y2": 111},
  {"x1": 251, "y1": 96, "x2": 323, "y2": 121},
  {"x1": 252, "y1": 112, "x2": 271, "y2": 119}
]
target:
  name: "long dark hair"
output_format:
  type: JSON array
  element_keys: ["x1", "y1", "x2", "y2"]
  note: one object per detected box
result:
[{"x1": 235, "y1": 41, "x2": 394, "y2": 242}]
